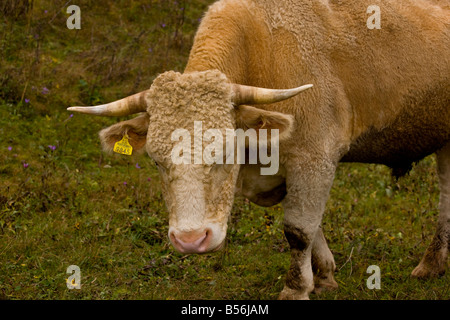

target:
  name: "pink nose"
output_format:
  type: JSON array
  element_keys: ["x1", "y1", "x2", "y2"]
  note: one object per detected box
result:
[{"x1": 170, "y1": 229, "x2": 212, "y2": 254}]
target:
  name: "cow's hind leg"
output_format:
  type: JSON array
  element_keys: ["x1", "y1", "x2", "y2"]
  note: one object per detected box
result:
[
  {"x1": 411, "y1": 143, "x2": 450, "y2": 278},
  {"x1": 311, "y1": 226, "x2": 338, "y2": 293}
]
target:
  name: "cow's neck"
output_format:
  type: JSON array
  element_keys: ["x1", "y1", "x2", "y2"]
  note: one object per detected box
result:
[
  {"x1": 184, "y1": 1, "x2": 271, "y2": 86},
  {"x1": 235, "y1": 163, "x2": 287, "y2": 207}
]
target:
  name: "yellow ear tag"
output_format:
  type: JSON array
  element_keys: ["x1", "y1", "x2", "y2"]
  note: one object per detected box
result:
[{"x1": 113, "y1": 134, "x2": 133, "y2": 155}]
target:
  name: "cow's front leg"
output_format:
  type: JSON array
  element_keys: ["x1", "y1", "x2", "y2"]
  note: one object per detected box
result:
[{"x1": 278, "y1": 159, "x2": 336, "y2": 300}]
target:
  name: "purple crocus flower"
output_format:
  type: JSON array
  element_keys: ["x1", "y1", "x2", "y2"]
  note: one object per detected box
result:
[
  {"x1": 23, "y1": 162, "x2": 29, "y2": 168},
  {"x1": 24, "y1": 98, "x2": 30, "y2": 103},
  {"x1": 42, "y1": 87, "x2": 49, "y2": 95},
  {"x1": 48, "y1": 145, "x2": 56, "y2": 151},
  {"x1": 7, "y1": 146, "x2": 12, "y2": 151},
  {"x1": 135, "y1": 163, "x2": 141, "y2": 169}
]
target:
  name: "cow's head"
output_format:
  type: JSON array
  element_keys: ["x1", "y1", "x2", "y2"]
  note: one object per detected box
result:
[{"x1": 68, "y1": 70, "x2": 311, "y2": 254}]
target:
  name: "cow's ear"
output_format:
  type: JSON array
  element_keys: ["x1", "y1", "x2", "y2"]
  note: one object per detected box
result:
[
  {"x1": 99, "y1": 113, "x2": 149, "y2": 155},
  {"x1": 235, "y1": 105, "x2": 294, "y2": 141}
]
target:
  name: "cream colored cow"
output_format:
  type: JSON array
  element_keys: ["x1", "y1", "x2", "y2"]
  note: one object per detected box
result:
[{"x1": 69, "y1": 0, "x2": 450, "y2": 299}]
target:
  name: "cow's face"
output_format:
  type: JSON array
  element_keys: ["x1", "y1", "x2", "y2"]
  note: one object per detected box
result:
[
  {"x1": 145, "y1": 71, "x2": 240, "y2": 253},
  {"x1": 70, "y1": 70, "x2": 311, "y2": 254}
]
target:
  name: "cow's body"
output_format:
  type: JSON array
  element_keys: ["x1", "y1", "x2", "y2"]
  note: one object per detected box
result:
[
  {"x1": 69, "y1": 0, "x2": 450, "y2": 299},
  {"x1": 190, "y1": 0, "x2": 450, "y2": 206}
]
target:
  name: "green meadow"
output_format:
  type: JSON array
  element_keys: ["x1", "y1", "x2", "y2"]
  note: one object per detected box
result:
[{"x1": 0, "y1": 0, "x2": 448, "y2": 300}]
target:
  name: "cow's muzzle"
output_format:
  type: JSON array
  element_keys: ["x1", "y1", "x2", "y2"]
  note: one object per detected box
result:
[{"x1": 169, "y1": 227, "x2": 225, "y2": 254}]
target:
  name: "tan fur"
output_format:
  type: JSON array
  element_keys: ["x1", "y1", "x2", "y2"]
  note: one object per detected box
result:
[
  {"x1": 236, "y1": 105, "x2": 294, "y2": 141},
  {"x1": 187, "y1": 0, "x2": 449, "y2": 161}
]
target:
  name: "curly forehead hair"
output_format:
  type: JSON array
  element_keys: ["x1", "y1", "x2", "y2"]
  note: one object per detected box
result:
[
  {"x1": 143, "y1": 69, "x2": 237, "y2": 162},
  {"x1": 146, "y1": 69, "x2": 234, "y2": 115}
]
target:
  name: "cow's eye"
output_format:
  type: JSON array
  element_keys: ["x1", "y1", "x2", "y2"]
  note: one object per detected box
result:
[
  {"x1": 154, "y1": 160, "x2": 163, "y2": 170},
  {"x1": 154, "y1": 160, "x2": 168, "y2": 172}
]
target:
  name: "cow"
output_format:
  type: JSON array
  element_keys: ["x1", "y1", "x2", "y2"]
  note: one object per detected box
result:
[{"x1": 68, "y1": 0, "x2": 450, "y2": 299}]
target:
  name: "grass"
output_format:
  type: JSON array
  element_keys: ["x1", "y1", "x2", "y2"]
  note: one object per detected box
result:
[
  {"x1": 0, "y1": 105, "x2": 449, "y2": 300},
  {"x1": 0, "y1": 1, "x2": 448, "y2": 300}
]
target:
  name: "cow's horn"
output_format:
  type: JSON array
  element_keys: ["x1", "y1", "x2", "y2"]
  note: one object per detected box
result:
[
  {"x1": 231, "y1": 83, "x2": 313, "y2": 105},
  {"x1": 67, "y1": 90, "x2": 149, "y2": 116}
]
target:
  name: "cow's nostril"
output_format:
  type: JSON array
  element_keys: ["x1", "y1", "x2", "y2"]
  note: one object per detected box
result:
[{"x1": 170, "y1": 228, "x2": 212, "y2": 253}]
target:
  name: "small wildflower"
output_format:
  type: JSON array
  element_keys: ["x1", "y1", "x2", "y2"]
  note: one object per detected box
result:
[
  {"x1": 147, "y1": 177, "x2": 152, "y2": 182},
  {"x1": 22, "y1": 162, "x2": 29, "y2": 168},
  {"x1": 48, "y1": 145, "x2": 56, "y2": 151},
  {"x1": 135, "y1": 163, "x2": 141, "y2": 169},
  {"x1": 123, "y1": 181, "x2": 127, "y2": 186},
  {"x1": 44, "y1": 10, "x2": 48, "y2": 14},
  {"x1": 42, "y1": 87, "x2": 49, "y2": 95},
  {"x1": 24, "y1": 98, "x2": 30, "y2": 103},
  {"x1": 161, "y1": 23, "x2": 166, "y2": 28},
  {"x1": 148, "y1": 47, "x2": 153, "y2": 53},
  {"x1": 63, "y1": 113, "x2": 74, "y2": 123},
  {"x1": 7, "y1": 146, "x2": 12, "y2": 151}
]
